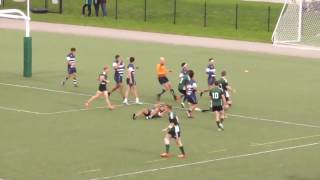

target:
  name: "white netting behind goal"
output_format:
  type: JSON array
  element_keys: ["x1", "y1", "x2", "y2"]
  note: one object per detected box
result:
[{"x1": 273, "y1": 0, "x2": 320, "y2": 49}]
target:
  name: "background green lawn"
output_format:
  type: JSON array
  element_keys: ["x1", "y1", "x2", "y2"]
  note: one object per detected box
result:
[
  {"x1": 1, "y1": 0, "x2": 282, "y2": 42},
  {"x1": 0, "y1": 30, "x2": 320, "y2": 180}
]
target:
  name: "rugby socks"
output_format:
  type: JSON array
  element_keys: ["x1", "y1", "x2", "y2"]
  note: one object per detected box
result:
[
  {"x1": 73, "y1": 77, "x2": 78, "y2": 86},
  {"x1": 179, "y1": 146, "x2": 185, "y2": 155},
  {"x1": 216, "y1": 121, "x2": 221, "y2": 128},
  {"x1": 165, "y1": 144, "x2": 170, "y2": 153},
  {"x1": 220, "y1": 118, "x2": 224, "y2": 123}
]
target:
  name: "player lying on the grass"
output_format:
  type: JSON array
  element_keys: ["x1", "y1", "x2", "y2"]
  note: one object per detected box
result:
[
  {"x1": 185, "y1": 70, "x2": 199, "y2": 118},
  {"x1": 210, "y1": 81, "x2": 228, "y2": 131},
  {"x1": 109, "y1": 54, "x2": 125, "y2": 99},
  {"x1": 156, "y1": 57, "x2": 178, "y2": 101},
  {"x1": 123, "y1": 57, "x2": 142, "y2": 105},
  {"x1": 200, "y1": 58, "x2": 216, "y2": 97},
  {"x1": 61, "y1": 47, "x2": 78, "y2": 87},
  {"x1": 178, "y1": 62, "x2": 189, "y2": 108},
  {"x1": 85, "y1": 66, "x2": 115, "y2": 110},
  {"x1": 160, "y1": 104, "x2": 186, "y2": 158},
  {"x1": 132, "y1": 103, "x2": 167, "y2": 120},
  {"x1": 218, "y1": 70, "x2": 233, "y2": 107}
]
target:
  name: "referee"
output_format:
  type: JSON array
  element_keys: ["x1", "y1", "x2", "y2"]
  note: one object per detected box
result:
[{"x1": 156, "y1": 57, "x2": 177, "y2": 101}]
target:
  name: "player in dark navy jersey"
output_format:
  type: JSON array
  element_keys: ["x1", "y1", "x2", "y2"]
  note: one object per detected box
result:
[
  {"x1": 185, "y1": 70, "x2": 199, "y2": 118},
  {"x1": 123, "y1": 57, "x2": 142, "y2": 105},
  {"x1": 61, "y1": 48, "x2": 78, "y2": 87},
  {"x1": 160, "y1": 105, "x2": 186, "y2": 159},
  {"x1": 109, "y1": 54, "x2": 125, "y2": 98},
  {"x1": 85, "y1": 66, "x2": 115, "y2": 110},
  {"x1": 200, "y1": 58, "x2": 216, "y2": 97}
]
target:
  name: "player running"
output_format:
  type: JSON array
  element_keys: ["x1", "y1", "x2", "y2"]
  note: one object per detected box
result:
[
  {"x1": 132, "y1": 103, "x2": 167, "y2": 120},
  {"x1": 185, "y1": 70, "x2": 199, "y2": 118},
  {"x1": 85, "y1": 66, "x2": 115, "y2": 110},
  {"x1": 108, "y1": 54, "x2": 125, "y2": 98},
  {"x1": 178, "y1": 63, "x2": 189, "y2": 108},
  {"x1": 200, "y1": 58, "x2": 216, "y2": 97},
  {"x1": 156, "y1": 57, "x2": 178, "y2": 101},
  {"x1": 160, "y1": 105, "x2": 186, "y2": 158},
  {"x1": 210, "y1": 81, "x2": 228, "y2": 131},
  {"x1": 123, "y1": 57, "x2": 142, "y2": 105},
  {"x1": 61, "y1": 47, "x2": 78, "y2": 87},
  {"x1": 218, "y1": 70, "x2": 233, "y2": 107}
]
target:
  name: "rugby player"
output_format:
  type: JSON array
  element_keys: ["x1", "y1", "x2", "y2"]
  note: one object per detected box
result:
[
  {"x1": 185, "y1": 70, "x2": 199, "y2": 118},
  {"x1": 210, "y1": 81, "x2": 228, "y2": 131},
  {"x1": 108, "y1": 54, "x2": 125, "y2": 98},
  {"x1": 132, "y1": 103, "x2": 166, "y2": 120},
  {"x1": 61, "y1": 47, "x2": 78, "y2": 87},
  {"x1": 85, "y1": 66, "x2": 115, "y2": 110},
  {"x1": 123, "y1": 57, "x2": 142, "y2": 105},
  {"x1": 200, "y1": 58, "x2": 216, "y2": 97},
  {"x1": 178, "y1": 63, "x2": 189, "y2": 108},
  {"x1": 156, "y1": 57, "x2": 178, "y2": 101},
  {"x1": 218, "y1": 70, "x2": 233, "y2": 107},
  {"x1": 160, "y1": 105, "x2": 186, "y2": 158}
]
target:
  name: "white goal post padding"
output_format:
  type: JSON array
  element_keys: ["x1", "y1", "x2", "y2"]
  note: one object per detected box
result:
[{"x1": 272, "y1": 0, "x2": 320, "y2": 50}]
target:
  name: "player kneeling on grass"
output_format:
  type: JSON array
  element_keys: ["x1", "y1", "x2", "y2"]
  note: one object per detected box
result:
[
  {"x1": 185, "y1": 70, "x2": 199, "y2": 118},
  {"x1": 85, "y1": 66, "x2": 115, "y2": 110},
  {"x1": 160, "y1": 105, "x2": 186, "y2": 159},
  {"x1": 132, "y1": 103, "x2": 166, "y2": 120},
  {"x1": 210, "y1": 81, "x2": 228, "y2": 131}
]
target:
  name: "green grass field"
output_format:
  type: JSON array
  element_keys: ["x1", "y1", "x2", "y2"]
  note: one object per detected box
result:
[
  {"x1": 1, "y1": 29, "x2": 320, "y2": 180},
  {"x1": 1, "y1": 0, "x2": 282, "y2": 42}
]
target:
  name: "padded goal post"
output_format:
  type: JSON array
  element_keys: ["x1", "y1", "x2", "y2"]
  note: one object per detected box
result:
[
  {"x1": 272, "y1": 0, "x2": 320, "y2": 50},
  {"x1": 0, "y1": 1, "x2": 32, "y2": 77}
]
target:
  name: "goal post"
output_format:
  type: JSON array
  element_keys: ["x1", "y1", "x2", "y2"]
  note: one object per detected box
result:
[
  {"x1": 0, "y1": 0, "x2": 32, "y2": 77},
  {"x1": 272, "y1": 0, "x2": 320, "y2": 50}
]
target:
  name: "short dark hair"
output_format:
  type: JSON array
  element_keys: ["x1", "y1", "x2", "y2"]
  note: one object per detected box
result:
[
  {"x1": 71, "y1": 47, "x2": 76, "y2": 52},
  {"x1": 214, "y1": 81, "x2": 219, "y2": 86},
  {"x1": 209, "y1": 58, "x2": 214, "y2": 62},
  {"x1": 166, "y1": 104, "x2": 172, "y2": 110},
  {"x1": 115, "y1": 54, "x2": 120, "y2": 59},
  {"x1": 181, "y1": 62, "x2": 186, "y2": 67},
  {"x1": 221, "y1": 70, "x2": 227, "y2": 76},
  {"x1": 188, "y1": 69, "x2": 194, "y2": 78},
  {"x1": 129, "y1": 57, "x2": 135, "y2": 63}
]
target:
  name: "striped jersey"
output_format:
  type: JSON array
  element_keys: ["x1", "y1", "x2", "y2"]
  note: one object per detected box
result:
[
  {"x1": 66, "y1": 52, "x2": 76, "y2": 68},
  {"x1": 113, "y1": 60, "x2": 125, "y2": 77},
  {"x1": 127, "y1": 63, "x2": 135, "y2": 78},
  {"x1": 206, "y1": 64, "x2": 216, "y2": 78},
  {"x1": 186, "y1": 79, "x2": 197, "y2": 95}
]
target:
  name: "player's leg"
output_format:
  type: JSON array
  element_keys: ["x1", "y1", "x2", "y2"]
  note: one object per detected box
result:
[
  {"x1": 161, "y1": 134, "x2": 172, "y2": 157},
  {"x1": 85, "y1": 91, "x2": 102, "y2": 108},
  {"x1": 123, "y1": 79, "x2": 131, "y2": 104},
  {"x1": 167, "y1": 82, "x2": 177, "y2": 101},
  {"x1": 216, "y1": 109, "x2": 224, "y2": 131},
  {"x1": 157, "y1": 78, "x2": 167, "y2": 101},
  {"x1": 132, "y1": 85, "x2": 141, "y2": 104},
  {"x1": 133, "y1": 108, "x2": 149, "y2": 120},
  {"x1": 61, "y1": 72, "x2": 71, "y2": 86},
  {"x1": 175, "y1": 137, "x2": 186, "y2": 158},
  {"x1": 72, "y1": 73, "x2": 78, "y2": 87},
  {"x1": 103, "y1": 91, "x2": 115, "y2": 110}
]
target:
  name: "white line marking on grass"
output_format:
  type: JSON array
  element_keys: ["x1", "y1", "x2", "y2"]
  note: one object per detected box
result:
[
  {"x1": 78, "y1": 169, "x2": 101, "y2": 174},
  {"x1": 1, "y1": 82, "x2": 320, "y2": 129},
  {"x1": 145, "y1": 159, "x2": 168, "y2": 164},
  {"x1": 228, "y1": 114, "x2": 320, "y2": 129},
  {"x1": 0, "y1": 82, "x2": 92, "y2": 97},
  {"x1": 0, "y1": 105, "x2": 42, "y2": 115},
  {"x1": 251, "y1": 134, "x2": 320, "y2": 147},
  {"x1": 90, "y1": 142, "x2": 319, "y2": 180}
]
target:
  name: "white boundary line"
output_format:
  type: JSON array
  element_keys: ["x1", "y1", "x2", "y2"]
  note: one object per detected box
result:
[
  {"x1": 90, "y1": 142, "x2": 319, "y2": 180},
  {"x1": 251, "y1": 134, "x2": 320, "y2": 147},
  {"x1": 1, "y1": 82, "x2": 320, "y2": 129}
]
